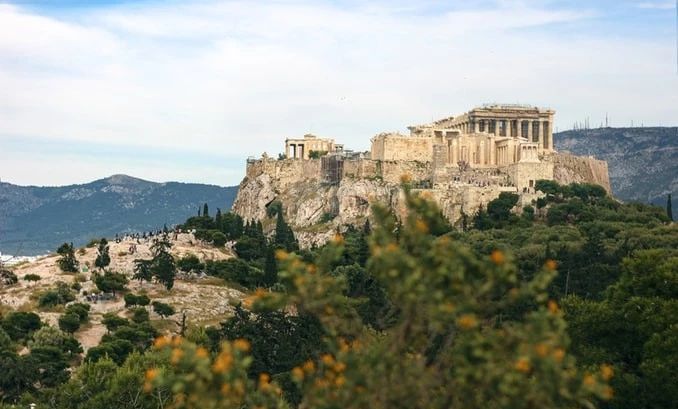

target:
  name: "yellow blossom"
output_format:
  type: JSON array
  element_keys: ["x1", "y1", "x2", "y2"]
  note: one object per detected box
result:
[
  {"x1": 220, "y1": 383, "x2": 231, "y2": 395},
  {"x1": 303, "y1": 360, "x2": 316, "y2": 373},
  {"x1": 145, "y1": 368, "x2": 158, "y2": 381},
  {"x1": 275, "y1": 249, "x2": 289, "y2": 261},
  {"x1": 171, "y1": 348, "x2": 184, "y2": 365},
  {"x1": 171, "y1": 336, "x2": 182, "y2": 347},
  {"x1": 292, "y1": 366, "x2": 305, "y2": 381},
  {"x1": 553, "y1": 348, "x2": 565, "y2": 362},
  {"x1": 583, "y1": 374, "x2": 595, "y2": 387},
  {"x1": 335, "y1": 375, "x2": 346, "y2": 387},
  {"x1": 259, "y1": 373, "x2": 270, "y2": 385},
  {"x1": 153, "y1": 336, "x2": 170, "y2": 349},
  {"x1": 334, "y1": 362, "x2": 346, "y2": 373},
  {"x1": 548, "y1": 300, "x2": 560, "y2": 314},
  {"x1": 457, "y1": 314, "x2": 477, "y2": 330},
  {"x1": 514, "y1": 357, "x2": 531, "y2": 373},
  {"x1": 196, "y1": 347, "x2": 208, "y2": 358},
  {"x1": 332, "y1": 233, "x2": 345, "y2": 245},
  {"x1": 490, "y1": 250, "x2": 505, "y2": 265},
  {"x1": 234, "y1": 338, "x2": 251, "y2": 352},
  {"x1": 212, "y1": 353, "x2": 233, "y2": 373},
  {"x1": 535, "y1": 343, "x2": 549, "y2": 357},
  {"x1": 545, "y1": 259, "x2": 558, "y2": 271},
  {"x1": 602, "y1": 386, "x2": 614, "y2": 400},
  {"x1": 415, "y1": 219, "x2": 429, "y2": 233},
  {"x1": 321, "y1": 354, "x2": 335, "y2": 365},
  {"x1": 600, "y1": 364, "x2": 614, "y2": 381}
]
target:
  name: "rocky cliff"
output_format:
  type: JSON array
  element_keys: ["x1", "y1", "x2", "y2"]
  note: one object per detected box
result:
[{"x1": 232, "y1": 152, "x2": 611, "y2": 248}]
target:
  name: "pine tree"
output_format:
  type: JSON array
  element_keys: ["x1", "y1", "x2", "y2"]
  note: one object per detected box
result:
[
  {"x1": 667, "y1": 194, "x2": 673, "y2": 221},
  {"x1": 150, "y1": 234, "x2": 176, "y2": 290},
  {"x1": 203, "y1": 203, "x2": 209, "y2": 218},
  {"x1": 274, "y1": 209, "x2": 297, "y2": 251},
  {"x1": 94, "y1": 238, "x2": 110, "y2": 270},
  {"x1": 56, "y1": 243, "x2": 79, "y2": 273}
]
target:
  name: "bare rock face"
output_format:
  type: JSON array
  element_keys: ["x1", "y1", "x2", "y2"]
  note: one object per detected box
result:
[{"x1": 231, "y1": 173, "x2": 277, "y2": 222}]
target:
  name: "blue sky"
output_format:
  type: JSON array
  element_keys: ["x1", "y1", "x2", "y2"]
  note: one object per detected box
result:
[{"x1": 0, "y1": 0, "x2": 676, "y2": 186}]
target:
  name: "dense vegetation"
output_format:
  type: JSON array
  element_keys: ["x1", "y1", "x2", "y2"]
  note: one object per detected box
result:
[{"x1": 0, "y1": 180, "x2": 674, "y2": 409}]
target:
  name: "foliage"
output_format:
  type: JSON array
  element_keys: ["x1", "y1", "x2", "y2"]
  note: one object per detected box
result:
[
  {"x1": 1, "y1": 312, "x2": 41, "y2": 342},
  {"x1": 56, "y1": 242, "x2": 79, "y2": 273},
  {"x1": 308, "y1": 150, "x2": 328, "y2": 159},
  {"x1": 23, "y1": 273, "x2": 41, "y2": 282},
  {"x1": 58, "y1": 313, "x2": 82, "y2": 334},
  {"x1": 152, "y1": 301, "x2": 176, "y2": 319},
  {"x1": 93, "y1": 270, "x2": 128, "y2": 295},
  {"x1": 274, "y1": 207, "x2": 298, "y2": 252},
  {"x1": 204, "y1": 259, "x2": 264, "y2": 290},
  {"x1": 0, "y1": 269, "x2": 17, "y2": 286},
  {"x1": 177, "y1": 254, "x2": 204, "y2": 273},
  {"x1": 150, "y1": 234, "x2": 177, "y2": 290},
  {"x1": 94, "y1": 238, "x2": 111, "y2": 270},
  {"x1": 125, "y1": 293, "x2": 151, "y2": 308},
  {"x1": 38, "y1": 281, "x2": 76, "y2": 307}
]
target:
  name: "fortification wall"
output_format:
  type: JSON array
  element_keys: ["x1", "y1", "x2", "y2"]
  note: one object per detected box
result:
[
  {"x1": 371, "y1": 135, "x2": 432, "y2": 162},
  {"x1": 245, "y1": 158, "x2": 322, "y2": 189},
  {"x1": 505, "y1": 162, "x2": 554, "y2": 191},
  {"x1": 547, "y1": 153, "x2": 611, "y2": 193}
]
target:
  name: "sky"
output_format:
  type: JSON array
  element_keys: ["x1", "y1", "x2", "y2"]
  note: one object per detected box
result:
[{"x1": 0, "y1": 0, "x2": 676, "y2": 187}]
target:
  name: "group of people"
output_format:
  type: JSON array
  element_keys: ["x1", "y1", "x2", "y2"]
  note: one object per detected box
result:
[{"x1": 114, "y1": 227, "x2": 182, "y2": 245}]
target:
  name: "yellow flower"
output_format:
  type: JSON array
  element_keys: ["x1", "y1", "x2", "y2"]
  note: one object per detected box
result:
[
  {"x1": 333, "y1": 362, "x2": 346, "y2": 373},
  {"x1": 212, "y1": 353, "x2": 233, "y2": 373},
  {"x1": 171, "y1": 336, "x2": 182, "y2": 347},
  {"x1": 335, "y1": 375, "x2": 346, "y2": 387},
  {"x1": 145, "y1": 368, "x2": 158, "y2": 381},
  {"x1": 583, "y1": 374, "x2": 595, "y2": 387},
  {"x1": 259, "y1": 373, "x2": 270, "y2": 384},
  {"x1": 220, "y1": 383, "x2": 231, "y2": 395},
  {"x1": 545, "y1": 259, "x2": 557, "y2": 271},
  {"x1": 600, "y1": 364, "x2": 614, "y2": 381},
  {"x1": 514, "y1": 357, "x2": 531, "y2": 373},
  {"x1": 153, "y1": 336, "x2": 170, "y2": 349},
  {"x1": 602, "y1": 386, "x2": 614, "y2": 400},
  {"x1": 553, "y1": 348, "x2": 565, "y2": 362},
  {"x1": 292, "y1": 366, "x2": 304, "y2": 381},
  {"x1": 303, "y1": 360, "x2": 316, "y2": 373},
  {"x1": 490, "y1": 250, "x2": 505, "y2": 265},
  {"x1": 400, "y1": 174, "x2": 412, "y2": 184},
  {"x1": 234, "y1": 338, "x2": 251, "y2": 352},
  {"x1": 196, "y1": 347, "x2": 209, "y2": 358},
  {"x1": 275, "y1": 249, "x2": 289, "y2": 260},
  {"x1": 548, "y1": 300, "x2": 560, "y2": 314},
  {"x1": 170, "y1": 348, "x2": 184, "y2": 365},
  {"x1": 332, "y1": 234, "x2": 345, "y2": 245},
  {"x1": 457, "y1": 314, "x2": 477, "y2": 330},
  {"x1": 535, "y1": 343, "x2": 549, "y2": 357},
  {"x1": 321, "y1": 354, "x2": 335, "y2": 365},
  {"x1": 415, "y1": 219, "x2": 429, "y2": 233}
]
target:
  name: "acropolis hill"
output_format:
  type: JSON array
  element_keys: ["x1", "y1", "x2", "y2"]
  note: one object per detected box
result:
[{"x1": 233, "y1": 104, "x2": 611, "y2": 246}]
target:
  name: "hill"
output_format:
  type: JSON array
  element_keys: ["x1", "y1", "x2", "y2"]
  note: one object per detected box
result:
[
  {"x1": 0, "y1": 175, "x2": 238, "y2": 256},
  {"x1": 554, "y1": 127, "x2": 676, "y2": 216}
]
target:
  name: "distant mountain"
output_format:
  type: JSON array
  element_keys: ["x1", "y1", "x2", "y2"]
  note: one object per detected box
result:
[
  {"x1": 554, "y1": 127, "x2": 676, "y2": 217},
  {"x1": 0, "y1": 175, "x2": 238, "y2": 256}
]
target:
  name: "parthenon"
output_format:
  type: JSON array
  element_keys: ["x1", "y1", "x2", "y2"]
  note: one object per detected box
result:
[{"x1": 371, "y1": 104, "x2": 555, "y2": 166}]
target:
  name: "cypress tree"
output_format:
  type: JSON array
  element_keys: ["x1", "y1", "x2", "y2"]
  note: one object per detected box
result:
[
  {"x1": 94, "y1": 238, "x2": 110, "y2": 270},
  {"x1": 203, "y1": 203, "x2": 209, "y2": 218},
  {"x1": 263, "y1": 245, "x2": 278, "y2": 287},
  {"x1": 215, "y1": 208, "x2": 223, "y2": 230},
  {"x1": 667, "y1": 194, "x2": 673, "y2": 221}
]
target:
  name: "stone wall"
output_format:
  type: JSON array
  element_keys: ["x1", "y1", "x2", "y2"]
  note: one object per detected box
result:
[
  {"x1": 370, "y1": 134, "x2": 432, "y2": 162},
  {"x1": 504, "y1": 162, "x2": 554, "y2": 191},
  {"x1": 547, "y1": 153, "x2": 611, "y2": 193}
]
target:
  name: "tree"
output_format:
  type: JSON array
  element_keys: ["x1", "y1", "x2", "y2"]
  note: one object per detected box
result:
[
  {"x1": 211, "y1": 230, "x2": 228, "y2": 247},
  {"x1": 263, "y1": 245, "x2": 278, "y2": 287},
  {"x1": 177, "y1": 254, "x2": 204, "y2": 273},
  {"x1": 124, "y1": 293, "x2": 150, "y2": 308},
  {"x1": 56, "y1": 242, "x2": 79, "y2": 273},
  {"x1": 64, "y1": 303, "x2": 90, "y2": 323},
  {"x1": 133, "y1": 258, "x2": 153, "y2": 284},
  {"x1": 93, "y1": 270, "x2": 128, "y2": 295},
  {"x1": 274, "y1": 208, "x2": 298, "y2": 252},
  {"x1": 215, "y1": 208, "x2": 223, "y2": 229},
  {"x1": 151, "y1": 234, "x2": 177, "y2": 291},
  {"x1": 152, "y1": 301, "x2": 175, "y2": 319},
  {"x1": 38, "y1": 281, "x2": 75, "y2": 307},
  {"x1": 203, "y1": 203, "x2": 209, "y2": 217},
  {"x1": 58, "y1": 313, "x2": 81, "y2": 334},
  {"x1": 668, "y1": 193, "x2": 673, "y2": 221},
  {"x1": 94, "y1": 238, "x2": 111, "y2": 270},
  {"x1": 23, "y1": 273, "x2": 41, "y2": 284},
  {"x1": 1, "y1": 312, "x2": 42, "y2": 342}
]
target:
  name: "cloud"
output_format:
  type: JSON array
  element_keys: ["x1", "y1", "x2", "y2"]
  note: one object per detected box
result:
[
  {"x1": 636, "y1": 1, "x2": 675, "y2": 9},
  {"x1": 0, "y1": 0, "x2": 676, "y2": 186}
]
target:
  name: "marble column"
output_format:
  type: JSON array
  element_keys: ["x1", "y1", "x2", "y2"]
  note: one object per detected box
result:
[
  {"x1": 537, "y1": 120, "x2": 544, "y2": 150},
  {"x1": 527, "y1": 120, "x2": 533, "y2": 141}
]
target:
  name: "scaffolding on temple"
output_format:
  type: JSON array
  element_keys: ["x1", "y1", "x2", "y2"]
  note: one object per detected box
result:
[{"x1": 321, "y1": 154, "x2": 344, "y2": 185}]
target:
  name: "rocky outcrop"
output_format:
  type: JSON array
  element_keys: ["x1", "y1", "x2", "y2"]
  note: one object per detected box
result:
[{"x1": 547, "y1": 153, "x2": 611, "y2": 193}]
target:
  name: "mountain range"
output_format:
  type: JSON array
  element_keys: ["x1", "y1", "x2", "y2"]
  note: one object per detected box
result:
[
  {"x1": 554, "y1": 127, "x2": 676, "y2": 217},
  {"x1": 0, "y1": 175, "x2": 238, "y2": 256}
]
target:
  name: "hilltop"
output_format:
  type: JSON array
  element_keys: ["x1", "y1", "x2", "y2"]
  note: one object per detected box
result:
[
  {"x1": 554, "y1": 127, "x2": 677, "y2": 216},
  {"x1": 0, "y1": 175, "x2": 238, "y2": 256}
]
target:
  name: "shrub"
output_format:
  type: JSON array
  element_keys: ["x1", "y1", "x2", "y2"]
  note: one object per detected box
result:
[
  {"x1": 38, "y1": 282, "x2": 76, "y2": 308},
  {"x1": 152, "y1": 301, "x2": 175, "y2": 319},
  {"x1": 177, "y1": 254, "x2": 204, "y2": 273},
  {"x1": 58, "y1": 313, "x2": 81, "y2": 334},
  {"x1": 23, "y1": 273, "x2": 41, "y2": 283},
  {"x1": 64, "y1": 303, "x2": 90, "y2": 323}
]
